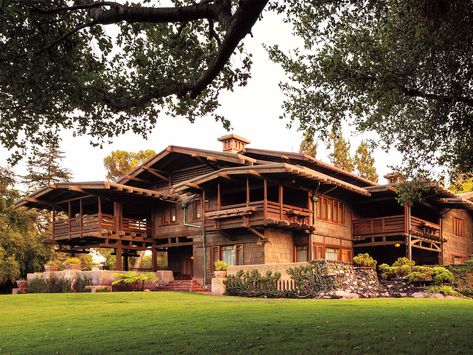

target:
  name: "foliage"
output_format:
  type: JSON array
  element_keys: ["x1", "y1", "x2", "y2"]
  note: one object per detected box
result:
[
  {"x1": 214, "y1": 260, "x2": 228, "y2": 271},
  {"x1": 270, "y1": 0, "x2": 473, "y2": 175},
  {"x1": 112, "y1": 272, "x2": 157, "y2": 291},
  {"x1": 352, "y1": 253, "x2": 377, "y2": 267},
  {"x1": 103, "y1": 150, "x2": 156, "y2": 182},
  {"x1": 432, "y1": 267, "x2": 454, "y2": 285},
  {"x1": 406, "y1": 271, "x2": 432, "y2": 284},
  {"x1": 287, "y1": 261, "x2": 337, "y2": 297},
  {"x1": 0, "y1": 167, "x2": 52, "y2": 291},
  {"x1": 44, "y1": 260, "x2": 62, "y2": 271},
  {"x1": 447, "y1": 263, "x2": 473, "y2": 293},
  {"x1": 393, "y1": 257, "x2": 416, "y2": 268},
  {"x1": 327, "y1": 129, "x2": 354, "y2": 172},
  {"x1": 0, "y1": 0, "x2": 263, "y2": 163},
  {"x1": 449, "y1": 173, "x2": 473, "y2": 193},
  {"x1": 75, "y1": 275, "x2": 92, "y2": 293},
  {"x1": 22, "y1": 141, "x2": 72, "y2": 192},
  {"x1": 379, "y1": 258, "x2": 416, "y2": 280},
  {"x1": 225, "y1": 270, "x2": 284, "y2": 298},
  {"x1": 299, "y1": 130, "x2": 317, "y2": 157},
  {"x1": 27, "y1": 276, "x2": 72, "y2": 293},
  {"x1": 425, "y1": 285, "x2": 459, "y2": 297},
  {"x1": 353, "y1": 141, "x2": 378, "y2": 182},
  {"x1": 64, "y1": 257, "x2": 81, "y2": 267}
]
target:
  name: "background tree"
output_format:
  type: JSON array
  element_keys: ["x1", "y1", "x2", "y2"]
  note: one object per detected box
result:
[
  {"x1": 449, "y1": 174, "x2": 473, "y2": 194},
  {"x1": 23, "y1": 141, "x2": 72, "y2": 192},
  {"x1": 299, "y1": 130, "x2": 317, "y2": 157},
  {"x1": 354, "y1": 141, "x2": 379, "y2": 182},
  {"x1": 269, "y1": 0, "x2": 473, "y2": 176},
  {"x1": 0, "y1": 0, "x2": 268, "y2": 163},
  {"x1": 0, "y1": 168, "x2": 52, "y2": 292},
  {"x1": 104, "y1": 149, "x2": 156, "y2": 182},
  {"x1": 328, "y1": 130, "x2": 354, "y2": 172}
]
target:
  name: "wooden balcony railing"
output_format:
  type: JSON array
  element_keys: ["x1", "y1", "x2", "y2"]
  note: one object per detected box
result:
[
  {"x1": 353, "y1": 215, "x2": 440, "y2": 238},
  {"x1": 52, "y1": 213, "x2": 152, "y2": 239},
  {"x1": 205, "y1": 199, "x2": 312, "y2": 228}
]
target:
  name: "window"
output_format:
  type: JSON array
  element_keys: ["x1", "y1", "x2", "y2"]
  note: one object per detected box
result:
[
  {"x1": 325, "y1": 248, "x2": 338, "y2": 261},
  {"x1": 211, "y1": 245, "x2": 244, "y2": 271},
  {"x1": 161, "y1": 205, "x2": 177, "y2": 225},
  {"x1": 315, "y1": 197, "x2": 345, "y2": 225},
  {"x1": 453, "y1": 217, "x2": 465, "y2": 238},
  {"x1": 192, "y1": 200, "x2": 202, "y2": 221},
  {"x1": 313, "y1": 245, "x2": 324, "y2": 260},
  {"x1": 453, "y1": 256, "x2": 465, "y2": 264},
  {"x1": 295, "y1": 245, "x2": 308, "y2": 262},
  {"x1": 341, "y1": 249, "x2": 352, "y2": 263}
]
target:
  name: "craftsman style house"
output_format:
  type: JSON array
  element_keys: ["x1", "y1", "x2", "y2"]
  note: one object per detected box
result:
[{"x1": 18, "y1": 134, "x2": 473, "y2": 286}]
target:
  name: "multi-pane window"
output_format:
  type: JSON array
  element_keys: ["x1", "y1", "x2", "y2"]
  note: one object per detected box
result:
[
  {"x1": 211, "y1": 245, "x2": 244, "y2": 271},
  {"x1": 192, "y1": 199, "x2": 202, "y2": 222},
  {"x1": 315, "y1": 197, "x2": 345, "y2": 224},
  {"x1": 295, "y1": 245, "x2": 308, "y2": 262},
  {"x1": 325, "y1": 248, "x2": 339, "y2": 261},
  {"x1": 453, "y1": 217, "x2": 465, "y2": 238},
  {"x1": 161, "y1": 205, "x2": 177, "y2": 225}
]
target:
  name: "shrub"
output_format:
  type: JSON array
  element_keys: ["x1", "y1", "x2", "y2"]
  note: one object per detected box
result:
[
  {"x1": 214, "y1": 260, "x2": 228, "y2": 271},
  {"x1": 393, "y1": 257, "x2": 415, "y2": 268},
  {"x1": 75, "y1": 275, "x2": 92, "y2": 292},
  {"x1": 432, "y1": 267, "x2": 454, "y2": 285},
  {"x1": 95, "y1": 286, "x2": 112, "y2": 292},
  {"x1": 406, "y1": 271, "x2": 431, "y2": 283},
  {"x1": 352, "y1": 253, "x2": 377, "y2": 267},
  {"x1": 426, "y1": 285, "x2": 459, "y2": 296},
  {"x1": 225, "y1": 269, "x2": 284, "y2": 298},
  {"x1": 112, "y1": 272, "x2": 157, "y2": 291},
  {"x1": 27, "y1": 278, "x2": 49, "y2": 293},
  {"x1": 287, "y1": 261, "x2": 337, "y2": 297},
  {"x1": 27, "y1": 276, "x2": 72, "y2": 293},
  {"x1": 64, "y1": 257, "x2": 81, "y2": 267}
]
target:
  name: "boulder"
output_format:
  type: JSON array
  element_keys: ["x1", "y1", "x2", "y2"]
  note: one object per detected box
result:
[
  {"x1": 429, "y1": 293, "x2": 445, "y2": 299},
  {"x1": 333, "y1": 290, "x2": 360, "y2": 299},
  {"x1": 411, "y1": 292, "x2": 427, "y2": 298}
]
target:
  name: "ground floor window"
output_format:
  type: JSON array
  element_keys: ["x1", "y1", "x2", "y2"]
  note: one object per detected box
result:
[
  {"x1": 453, "y1": 256, "x2": 465, "y2": 264},
  {"x1": 295, "y1": 245, "x2": 308, "y2": 262},
  {"x1": 325, "y1": 247, "x2": 338, "y2": 261},
  {"x1": 211, "y1": 244, "x2": 244, "y2": 271}
]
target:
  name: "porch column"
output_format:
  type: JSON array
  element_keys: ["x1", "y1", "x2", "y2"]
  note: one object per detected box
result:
[
  {"x1": 279, "y1": 185, "x2": 283, "y2": 220},
  {"x1": 123, "y1": 254, "x2": 129, "y2": 271},
  {"x1": 439, "y1": 216, "x2": 444, "y2": 265},
  {"x1": 152, "y1": 245, "x2": 158, "y2": 272},
  {"x1": 116, "y1": 240, "x2": 123, "y2": 271},
  {"x1": 263, "y1": 178, "x2": 268, "y2": 225},
  {"x1": 113, "y1": 201, "x2": 122, "y2": 235},
  {"x1": 404, "y1": 203, "x2": 412, "y2": 261}
]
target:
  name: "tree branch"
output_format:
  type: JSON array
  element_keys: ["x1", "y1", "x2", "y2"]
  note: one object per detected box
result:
[{"x1": 400, "y1": 86, "x2": 473, "y2": 106}]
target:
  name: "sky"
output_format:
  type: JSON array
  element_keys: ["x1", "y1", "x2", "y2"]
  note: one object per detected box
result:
[{"x1": 0, "y1": 8, "x2": 401, "y2": 188}]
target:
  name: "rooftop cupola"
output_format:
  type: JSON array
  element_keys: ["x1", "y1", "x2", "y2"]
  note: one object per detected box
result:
[{"x1": 218, "y1": 134, "x2": 250, "y2": 153}]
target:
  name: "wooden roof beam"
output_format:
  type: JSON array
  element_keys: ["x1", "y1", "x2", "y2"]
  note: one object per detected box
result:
[{"x1": 143, "y1": 167, "x2": 170, "y2": 182}]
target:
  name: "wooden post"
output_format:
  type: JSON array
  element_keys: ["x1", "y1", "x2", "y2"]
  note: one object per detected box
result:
[
  {"x1": 152, "y1": 245, "x2": 158, "y2": 271},
  {"x1": 439, "y1": 215, "x2": 443, "y2": 265},
  {"x1": 217, "y1": 183, "x2": 221, "y2": 211},
  {"x1": 246, "y1": 177, "x2": 250, "y2": 207},
  {"x1": 68, "y1": 200, "x2": 72, "y2": 240},
  {"x1": 116, "y1": 240, "x2": 123, "y2": 271},
  {"x1": 52, "y1": 206, "x2": 56, "y2": 239},
  {"x1": 404, "y1": 203, "x2": 412, "y2": 260},
  {"x1": 123, "y1": 254, "x2": 129, "y2": 271},
  {"x1": 279, "y1": 185, "x2": 283, "y2": 220},
  {"x1": 97, "y1": 196, "x2": 102, "y2": 229},
  {"x1": 113, "y1": 201, "x2": 121, "y2": 235},
  {"x1": 263, "y1": 178, "x2": 268, "y2": 225},
  {"x1": 79, "y1": 198, "x2": 83, "y2": 238}
]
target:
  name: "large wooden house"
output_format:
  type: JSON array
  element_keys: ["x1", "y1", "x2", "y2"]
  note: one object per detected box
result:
[{"x1": 17, "y1": 134, "x2": 473, "y2": 286}]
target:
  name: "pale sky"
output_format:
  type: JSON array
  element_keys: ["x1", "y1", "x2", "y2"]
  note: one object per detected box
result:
[{"x1": 0, "y1": 9, "x2": 401, "y2": 188}]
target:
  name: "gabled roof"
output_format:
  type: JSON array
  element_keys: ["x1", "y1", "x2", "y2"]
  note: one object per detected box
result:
[
  {"x1": 174, "y1": 163, "x2": 371, "y2": 196},
  {"x1": 242, "y1": 148, "x2": 377, "y2": 188},
  {"x1": 118, "y1": 145, "x2": 258, "y2": 187},
  {"x1": 16, "y1": 181, "x2": 178, "y2": 209}
]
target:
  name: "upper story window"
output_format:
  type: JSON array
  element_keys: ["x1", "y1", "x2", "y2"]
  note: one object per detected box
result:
[
  {"x1": 192, "y1": 199, "x2": 202, "y2": 221},
  {"x1": 453, "y1": 217, "x2": 465, "y2": 238},
  {"x1": 315, "y1": 196, "x2": 345, "y2": 225},
  {"x1": 161, "y1": 205, "x2": 177, "y2": 225}
]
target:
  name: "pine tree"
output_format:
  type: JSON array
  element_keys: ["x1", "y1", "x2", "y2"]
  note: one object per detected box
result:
[
  {"x1": 23, "y1": 141, "x2": 72, "y2": 192},
  {"x1": 328, "y1": 130, "x2": 354, "y2": 172},
  {"x1": 299, "y1": 130, "x2": 317, "y2": 158},
  {"x1": 354, "y1": 141, "x2": 379, "y2": 182},
  {"x1": 104, "y1": 150, "x2": 156, "y2": 182}
]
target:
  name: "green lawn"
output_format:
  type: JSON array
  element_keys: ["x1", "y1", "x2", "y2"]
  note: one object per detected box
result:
[{"x1": 1, "y1": 292, "x2": 473, "y2": 354}]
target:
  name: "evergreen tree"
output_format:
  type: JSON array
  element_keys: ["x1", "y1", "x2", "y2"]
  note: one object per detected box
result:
[
  {"x1": 23, "y1": 141, "x2": 72, "y2": 192},
  {"x1": 328, "y1": 130, "x2": 354, "y2": 172},
  {"x1": 104, "y1": 150, "x2": 156, "y2": 182},
  {"x1": 299, "y1": 130, "x2": 317, "y2": 158},
  {"x1": 354, "y1": 141, "x2": 379, "y2": 182}
]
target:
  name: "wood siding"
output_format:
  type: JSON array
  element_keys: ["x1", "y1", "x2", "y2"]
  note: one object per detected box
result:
[{"x1": 442, "y1": 209, "x2": 473, "y2": 263}]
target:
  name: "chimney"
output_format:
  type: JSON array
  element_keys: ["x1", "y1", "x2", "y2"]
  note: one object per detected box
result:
[
  {"x1": 218, "y1": 134, "x2": 250, "y2": 153},
  {"x1": 384, "y1": 172, "x2": 405, "y2": 184}
]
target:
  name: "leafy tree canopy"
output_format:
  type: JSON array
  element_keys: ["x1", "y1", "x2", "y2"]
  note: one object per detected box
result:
[
  {"x1": 0, "y1": 0, "x2": 267, "y2": 163},
  {"x1": 103, "y1": 149, "x2": 156, "y2": 181},
  {"x1": 269, "y1": 0, "x2": 473, "y2": 176}
]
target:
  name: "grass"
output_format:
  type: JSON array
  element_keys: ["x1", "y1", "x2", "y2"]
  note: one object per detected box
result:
[{"x1": 1, "y1": 292, "x2": 473, "y2": 354}]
